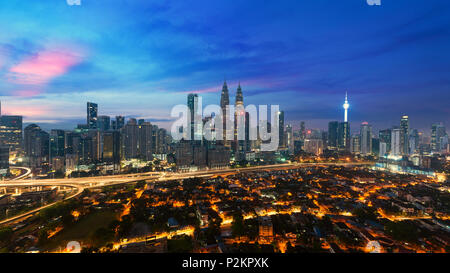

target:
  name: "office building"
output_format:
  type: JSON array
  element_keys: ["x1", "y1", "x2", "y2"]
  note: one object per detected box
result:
[
  {"x1": 87, "y1": 102, "x2": 98, "y2": 129},
  {"x1": 328, "y1": 121, "x2": 339, "y2": 149},
  {"x1": 0, "y1": 115, "x2": 23, "y2": 151},
  {"x1": 400, "y1": 115, "x2": 409, "y2": 155},
  {"x1": 97, "y1": 115, "x2": 111, "y2": 131},
  {"x1": 391, "y1": 128, "x2": 402, "y2": 157},
  {"x1": 360, "y1": 122, "x2": 372, "y2": 155}
]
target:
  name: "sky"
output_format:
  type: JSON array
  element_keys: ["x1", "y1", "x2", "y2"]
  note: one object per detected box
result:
[{"x1": 0, "y1": 0, "x2": 449, "y2": 134}]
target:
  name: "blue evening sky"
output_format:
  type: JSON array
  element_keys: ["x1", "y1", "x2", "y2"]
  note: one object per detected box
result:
[{"x1": 0, "y1": 0, "x2": 449, "y2": 133}]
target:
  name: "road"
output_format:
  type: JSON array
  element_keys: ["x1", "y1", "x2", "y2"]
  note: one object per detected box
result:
[
  {"x1": 0, "y1": 183, "x2": 85, "y2": 226},
  {"x1": 0, "y1": 162, "x2": 373, "y2": 226},
  {"x1": 9, "y1": 167, "x2": 32, "y2": 180}
]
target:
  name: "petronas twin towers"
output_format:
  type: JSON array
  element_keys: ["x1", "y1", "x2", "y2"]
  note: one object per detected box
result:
[
  {"x1": 219, "y1": 81, "x2": 245, "y2": 150},
  {"x1": 220, "y1": 80, "x2": 243, "y2": 111}
]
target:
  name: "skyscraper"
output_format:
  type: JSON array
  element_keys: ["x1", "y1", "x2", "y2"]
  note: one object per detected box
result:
[
  {"x1": 234, "y1": 84, "x2": 247, "y2": 159},
  {"x1": 400, "y1": 115, "x2": 409, "y2": 155},
  {"x1": 0, "y1": 115, "x2": 23, "y2": 152},
  {"x1": 300, "y1": 121, "x2": 306, "y2": 140},
  {"x1": 338, "y1": 122, "x2": 350, "y2": 151},
  {"x1": 391, "y1": 128, "x2": 402, "y2": 157},
  {"x1": 220, "y1": 81, "x2": 230, "y2": 114},
  {"x1": 350, "y1": 134, "x2": 360, "y2": 154},
  {"x1": 328, "y1": 121, "x2": 339, "y2": 149},
  {"x1": 87, "y1": 102, "x2": 98, "y2": 129},
  {"x1": 379, "y1": 129, "x2": 392, "y2": 154},
  {"x1": 24, "y1": 124, "x2": 50, "y2": 167},
  {"x1": 431, "y1": 122, "x2": 446, "y2": 152},
  {"x1": 187, "y1": 93, "x2": 200, "y2": 141},
  {"x1": 97, "y1": 115, "x2": 111, "y2": 131},
  {"x1": 286, "y1": 124, "x2": 294, "y2": 154},
  {"x1": 102, "y1": 131, "x2": 121, "y2": 172},
  {"x1": 409, "y1": 129, "x2": 419, "y2": 154},
  {"x1": 278, "y1": 111, "x2": 285, "y2": 149},
  {"x1": 137, "y1": 122, "x2": 154, "y2": 161},
  {"x1": 235, "y1": 83, "x2": 243, "y2": 106},
  {"x1": 360, "y1": 122, "x2": 372, "y2": 155},
  {"x1": 0, "y1": 146, "x2": 9, "y2": 173},
  {"x1": 379, "y1": 142, "x2": 387, "y2": 158},
  {"x1": 123, "y1": 118, "x2": 138, "y2": 159},
  {"x1": 50, "y1": 129, "x2": 65, "y2": 160},
  {"x1": 114, "y1": 116, "x2": 125, "y2": 130},
  {"x1": 220, "y1": 81, "x2": 230, "y2": 144}
]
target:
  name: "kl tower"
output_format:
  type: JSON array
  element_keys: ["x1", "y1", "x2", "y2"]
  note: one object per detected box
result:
[{"x1": 343, "y1": 92, "x2": 349, "y2": 122}]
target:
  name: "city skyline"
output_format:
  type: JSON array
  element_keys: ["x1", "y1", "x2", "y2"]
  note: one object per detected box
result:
[
  {"x1": 0, "y1": 1, "x2": 449, "y2": 131},
  {"x1": 0, "y1": 1, "x2": 448, "y2": 256}
]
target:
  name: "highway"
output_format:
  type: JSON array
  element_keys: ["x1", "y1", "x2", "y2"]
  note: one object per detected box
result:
[
  {"x1": 0, "y1": 162, "x2": 373, "y2": 226},
  {"x1": 10, "y1": 167, "x2": 32, "y2": 180}
]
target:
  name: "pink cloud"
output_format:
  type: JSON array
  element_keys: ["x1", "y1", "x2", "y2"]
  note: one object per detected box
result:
[
  {"x1": 2, "y1": 105, "x2": 49, "y2": 117},
  {"x1": 8, "y1": 48, "x2": 83, "y2": 85},
  {"x1": 12, "y1": 89, "x2": 43, "y2": 97}
]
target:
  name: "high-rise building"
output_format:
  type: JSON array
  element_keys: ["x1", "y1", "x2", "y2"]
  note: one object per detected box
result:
[
  {"x1": 300, "y1": 121, "x2": 306, "y2": 140},
  {"x1": 360, "y1": 122, "x2": 372, "y2": 155},
  {"x1": 400, "y1": 115, "x2": 409, "y2": 155},
  {"x1": 431, "y1": 122, "x2": 446, "y2": 152},
  {"x1": 328, "y1": 121, "x2": 339, "y2": 149},
  {"x1": 24, "y1": 124, "x2": 49, "y2": 167},
  {"x1": 278, "y1": 111, "x2": 285, "y2": 149},
  {"x1": 233, "y1": 84, "x2": 249, "y2": 159},
  {"x1": 102, "y1": 131, "x2": 121, "y2": 170},
  {"x1": 112, "y1": 116, "x2": 125, "y2": 130},
  {"x1": 391, "y1": 128, "x2": 402, "y2": 157},
  {"x1": 350, "y1": 134, "x2": 360, "y2": 154},
  {"x1": 50, "y1": 129, "x2": 65, "y2": 160},
  {"x1": 235, "y1": 83, "x2": 243, "y2": 106},
  {"x1": 220, "y1": 81, "x2": 230, "y2": 116},
  {"x1": 303, "y1": 139, "x2": 323, "y2": 155},
  {"x1": 379, "y1": 129, "x2": 391, "y2": 154},
  {"x1": 220, "y1": 81, "x2": 230, "y2": 145},
  {"x1": 137, "y1": 122, "x2": 154, "y2": 161},
  {"x1": 87, "y1": 102, "x2": 98, "y2": 129},
  {"x1": 409, "y1": 129, "x2": 419, "y2": 154},
  {"x1": 0, "y1": 115, "x2": 23, "y2": 152},
  {"x1": 0, "y1": 146, "x2": 9, "y2": 173},
  {"x1": 286, "y1": 124, "x2": 294, "y2": 154},
  {"x1": 122, "y1": 118, "x2": 138, "y2": 159},
  {"x1": 97, "y1": 115, "x2": 111, "y2": 131},
  {"x1": 379, "y1": 142, "x2": 387, "y2": 158},
  {"x1": 338, "y1": 122, "x2": 350, "y2": 151},
  {"x1": 187, "y1": 93, "x2": 201, "y2": 141}
]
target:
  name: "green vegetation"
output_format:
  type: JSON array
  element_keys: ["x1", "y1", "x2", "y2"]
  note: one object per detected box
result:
[
  {"x1": 0, "y1": 227, "x2": 13, "y2": 246},
  {"x1": 168, "y1": 235, "x2": 193, "y2": 253},
  {"x1": 385, "y1": 221, "x2": 419, "y2": 243},
  {"x1": 41, "y1": 210, "x2": 118, "y2": 251},
  {"x1": 231, "y1": 211, "x2": 244, "y2": 237}
]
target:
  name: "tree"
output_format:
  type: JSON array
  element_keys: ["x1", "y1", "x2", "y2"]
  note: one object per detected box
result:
[
  {"x1": 0, "y1": 228, "x2": 13, "y2": 245},
  {"x1": 91, "y1": 227, "x2": 114, "y2": 247},
  {"x1": 231, "y1": 211, "x2": 245, "y2": 238}
]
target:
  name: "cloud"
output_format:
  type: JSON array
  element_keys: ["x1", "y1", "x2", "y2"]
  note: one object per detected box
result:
[{"x1": 7, "y1": 47, "x2": 85, "y2": 86}]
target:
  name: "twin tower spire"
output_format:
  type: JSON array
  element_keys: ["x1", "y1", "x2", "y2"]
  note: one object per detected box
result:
[{"x1": 220, "y1": 81, "x2": 243, "y2": 109}]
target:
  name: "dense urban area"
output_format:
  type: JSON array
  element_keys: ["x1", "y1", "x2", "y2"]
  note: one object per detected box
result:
[{"x1": 0, "y1": 83, "x2": 448, "y2": 253}]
